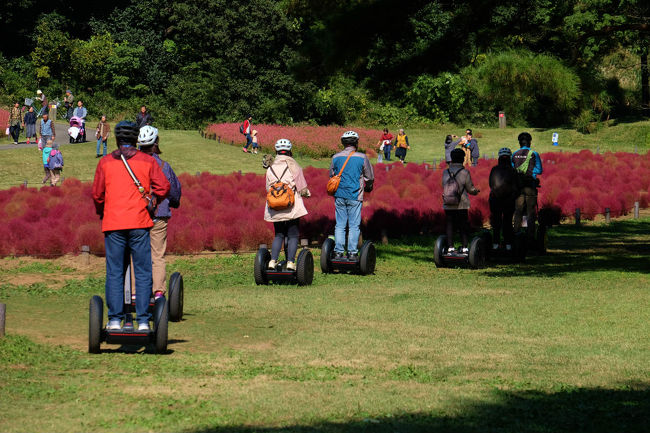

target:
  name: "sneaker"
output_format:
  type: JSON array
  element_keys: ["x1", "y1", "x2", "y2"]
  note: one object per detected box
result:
[
  {"x1": 154, "y1": 290, "x2": 165, "y2": 299},
  {"x1": 138, "y1": 322, "x2": 150, "y2": 332},
  {"x1": 461, "y1": 247, "x2": 469, "y2": 254},
  {"x1": 348, "y1": 252, "x2": 359, "y2": 261},
  {"x1": 334, "y1": 252, "x2": 345, "y2": 259},
  {"x1": 447, "y1": 247, "x2": 455, "y2": 253},
  {"x1": 242, "y1": 147, "x2": 248, "y2": 153},
  {"x1": 286, "y1": 261, "x2": 296, "y2": 271},
  {"x1": 492, "y1": 243, "x2": 499, "y2": 250},
  {"x1": 268, "y1": 259, "x2": 277, "y2": 269},
  {"x1": 96, "y1": 154, "x2": 101, "y2": 158},
  {"x1": 505, "y1": 244, "x2": 512, "y2": 251},
  {"x1": 26, "y1": 140, "x2": 30, "y2": 145},
  {"x1": 107, "y1": 320, "x2": 121, "y2": 330}
]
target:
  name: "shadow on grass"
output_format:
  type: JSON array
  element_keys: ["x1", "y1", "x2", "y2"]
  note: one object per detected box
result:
[{"x1": 190, "y1": 385, "x2": 649, "y2": 433}]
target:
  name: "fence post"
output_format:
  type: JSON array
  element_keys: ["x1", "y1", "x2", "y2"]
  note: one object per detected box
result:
[
  {"x1": 0, "y1": 303, "x2": 5, "y2": 338},
  {"x1": 218, "y1": 136, "x2": 221, "y2": 144},
  {"x1": 381, "y1": 229, "x2": 388, "y2": 245},
  {"x1": 385, "y1": 166, "x2": 389, "y2": 172},
  {"x1": 634, "y1": 202, "x2": 639, "y2": 219},
  {"x1": 605, "y1": 208, "x2": 610, "y2": 224},
  {"x1": 195, "y1": 171, "x2": 200, "y2": 176},
  {"x1": 498, "y1": 111, "x2": 506, "y2": 128},
  {"x1": 80, "y1": 245, "x2": 90, "y2": 266},
  {"x1": 23, "y1": 179, "x2": 27, "y2": 187},
  {"x1": 575, "y1": 208, "x2": 581, "y2": 225}
]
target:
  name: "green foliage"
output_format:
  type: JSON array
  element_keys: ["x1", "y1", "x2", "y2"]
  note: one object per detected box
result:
[
  {"x1": 30, "y1": 13, "x2": 71, "y2": 82},
  {"x1": 468, "y1": 50, "x2": 581, "y2": 126},
  {"x1": 409, "y1": 73, "x2": 473, "y2": 123},
  {"x1": 69, "y1": 34, "x2": 115, "y2": 89}
]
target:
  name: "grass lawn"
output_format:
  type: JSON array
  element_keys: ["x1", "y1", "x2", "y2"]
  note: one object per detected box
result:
[
  {"x1": 1, "y1": 119, "x2": 649, "y2": 189},
  {"x1": 0, "y1": 217, "x2": 648, "y2": 432}
]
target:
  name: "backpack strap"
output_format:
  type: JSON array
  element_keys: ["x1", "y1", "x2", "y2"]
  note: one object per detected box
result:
[{"x1": 269, "y1": 163, "x2": 290, "y2": 183}]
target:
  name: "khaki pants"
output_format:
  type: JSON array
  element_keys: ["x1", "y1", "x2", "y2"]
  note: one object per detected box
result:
[
  {"x1": 514, "y1": 187, "x2": 538, "y2": 240},
  {"x1": 51, "y1": 169, "x2": 61, "y2": 186},
  {"x1": 150, "y1": 219, "x2": 168, "y2": 294}
]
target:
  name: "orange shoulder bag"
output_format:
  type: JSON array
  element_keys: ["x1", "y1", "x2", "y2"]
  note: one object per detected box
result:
[{"x1": 327, "y1": 151, "x2": 354, "y2": 196}]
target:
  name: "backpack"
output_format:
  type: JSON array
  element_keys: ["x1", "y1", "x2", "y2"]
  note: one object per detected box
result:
[
  {"x1": 239, "y1": 123, "x2": 245, "y2": 134},
  {"x1": 442, "y1": 168, "x2": 463, "y2": 206},
  {"x1": 267, "y1": 163, "x2": 295, "y2": 211},
  {"x1": 48, "y1": 149, "x2": 64, "y2": 170}
]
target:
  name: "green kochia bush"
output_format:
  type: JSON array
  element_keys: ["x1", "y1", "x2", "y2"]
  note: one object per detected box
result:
[{"x1": 468, "y1": 50, "x2": 581, "y2": 126}]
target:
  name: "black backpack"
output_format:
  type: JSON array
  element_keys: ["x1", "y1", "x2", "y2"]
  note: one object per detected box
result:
[
  {"x1": 442, "y1": 168, "x2": 464, "y2": 206},
  {"x1": 239, "y1": 123, "x2": 244, "y2": 134}
]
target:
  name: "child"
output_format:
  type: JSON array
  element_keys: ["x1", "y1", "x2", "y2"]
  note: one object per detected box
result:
[
  {"x1": 251, "y1": 129, "x2": 259, "y2": 154},
  {"x1": 41, "y1": 139, "x2": 53, "y2": 185},
  {"x1": 48, "y1": 143, "x2": 64, "y2": 186},
  {"x1": 96, "y1": 115, "x2": 110, "y2": 157},
  {"x1": 264, "y1": 138, "x2": 310, "y2": 270},
  {"x1": 442, "y1": 148, "x2": 480, "y2": 253}
]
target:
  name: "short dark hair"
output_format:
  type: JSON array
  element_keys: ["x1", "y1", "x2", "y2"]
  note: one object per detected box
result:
[
  {"x1": 465, "y1": 128, "x2": 472, "y2": 135},
  {"x1": 451, "y1": 148, "x2": 465, "y2": 163},
  {"x1": 445, "y1": 135, "x2": 452, "y2": 144},
  {"x1": 518, "y1": 132, "x2": 532, "y2": 147}
]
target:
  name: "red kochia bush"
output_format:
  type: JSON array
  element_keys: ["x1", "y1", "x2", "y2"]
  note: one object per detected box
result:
[
  {"x1": 205, "y1": 123, "x2": 380, "y2": 158},
  {"x1": 0, "y1": 150, "x2": 648, "y2": 257}
]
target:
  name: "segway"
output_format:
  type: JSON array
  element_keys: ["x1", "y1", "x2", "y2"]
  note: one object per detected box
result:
[
  {"x1": 89, "y1": 263, "x2": 168, "y2": 354},
  {"x1": 168, "y1": 271, "x2": 184, "y2": 322},
  {"x1": 479, "y1": 230, "x2": 527, "y2": 263},
  {"x1": 320, "y1": 236, "x2": 376, "y2": 275},
  {"x1": 254, "y1": 239, "x2": 314, "y2": 286},
  {"x1": 433, "y1": 234, "x2": 487, "y2": 269}
]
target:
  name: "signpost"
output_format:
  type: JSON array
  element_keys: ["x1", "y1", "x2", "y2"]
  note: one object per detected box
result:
[{"x1": 498, "y1": 111, "x2": 506, "y2": 128}]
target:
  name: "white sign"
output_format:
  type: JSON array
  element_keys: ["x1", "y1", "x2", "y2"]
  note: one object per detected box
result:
[{"x1": 552, "y1": 132, "x2": 559, "y2": 143}]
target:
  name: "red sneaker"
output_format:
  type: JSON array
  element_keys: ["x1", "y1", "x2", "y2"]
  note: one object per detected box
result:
[{"x1": 242, "y1": 147, "x2": 248, "y2": 153}]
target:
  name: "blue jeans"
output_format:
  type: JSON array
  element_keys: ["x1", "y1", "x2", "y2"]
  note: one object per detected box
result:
[
  {"x1": 104, "y1": 229, "x2": 153, "y2": 324},
  {"x1": 384, "y1": 144, "x2": 392, "y2": 161},
  {"x1": 334, "y1": 198, "x2": 362, "y2": 254},
  {"x1": 96, "y1": 138, "x2": 107, "y2": 156},
  {"x1": 244, "y1": 133, "x2": 252, "y2": 149}
]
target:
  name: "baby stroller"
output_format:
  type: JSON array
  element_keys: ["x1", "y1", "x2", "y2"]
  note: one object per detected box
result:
[{"x1": 68, "y1": 116, "x2": 85, "y2": 143}]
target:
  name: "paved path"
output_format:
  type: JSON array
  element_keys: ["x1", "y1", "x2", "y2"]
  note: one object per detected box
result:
[{"x1": 0, "y1": 120, "x2": 82, "y2": 150}]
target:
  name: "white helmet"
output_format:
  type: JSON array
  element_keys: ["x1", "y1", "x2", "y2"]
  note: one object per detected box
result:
[
  {"x1": 36, "y1": 89, "x2": 42, "y2": 95},
  {"x1": 274, "y1": 138, "x2": 292, "y2": 152},
  {"x1": 341, "y1": 130, "x2": 359, "y2": 146},
  {"x1": 341, "y1": 131, "x2": 359, "y2": 140},
  {"x1": 138, "y1": 125, "x2": 159, "y2": 146}
]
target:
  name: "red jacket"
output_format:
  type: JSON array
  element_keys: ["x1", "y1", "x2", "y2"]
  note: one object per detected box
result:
[
  {"x1": 92, "y1": 146, "x2": 170, "y2": 232},
  {"x1": 243, "y1": 119, "x2": 251, "y2": 135}
]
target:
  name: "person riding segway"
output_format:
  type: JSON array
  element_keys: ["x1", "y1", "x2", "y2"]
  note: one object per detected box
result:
[
  {"x1": 321, "y1": 131, "x2": 376, "y2": 275},
  {"x1": 89, "y1": 121, "x2": 170, "y2": 353},
  {"x1": 137, "y1": 126, "x2": 184, "y2": 320},
  {"x1": 255, "y1": 139, "x2": 314, "y2": 285},
  {"x1": 512, "y1": 132, "x2": 544, "y2": 249}
]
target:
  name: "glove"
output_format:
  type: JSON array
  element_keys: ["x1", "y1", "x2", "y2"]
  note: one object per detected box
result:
[
  {"x1": 262, "y1": 154, "x2": 274, "y2": 169},
  {"x1": 300, "y1": 188, "x2": 311, "y2": 198}
]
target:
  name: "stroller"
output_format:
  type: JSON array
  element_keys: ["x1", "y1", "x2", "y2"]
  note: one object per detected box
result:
[{"x1": 68, "y1": 116, "x2": 85, "y2": 143}]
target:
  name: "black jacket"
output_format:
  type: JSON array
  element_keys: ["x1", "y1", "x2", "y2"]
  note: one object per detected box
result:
[{"x1": 489, "y1": 162, "x2": 518, "y2": 200}]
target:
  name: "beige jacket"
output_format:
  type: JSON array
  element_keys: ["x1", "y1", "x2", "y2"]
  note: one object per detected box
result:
[{"x1": 264, "y1": 155, "x2": 308, "y2": 222}]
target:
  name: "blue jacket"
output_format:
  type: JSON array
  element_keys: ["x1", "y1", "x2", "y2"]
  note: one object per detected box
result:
[
  {"x1": 468, "y1": 138, "x2": 480, "y2": 158},
  {"x1": 152, "y1": 154, "x2": 181, "y2": 218},
  {"x1": 329, "y1": 146, "x2": 374, "y2": 201},
  {"x1": 73, "y1": 106, "x2": 87, "y2": 119}
]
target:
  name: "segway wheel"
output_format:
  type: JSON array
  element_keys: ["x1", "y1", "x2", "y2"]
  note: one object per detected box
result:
[
  {"x1": 433, "y1": 235, "x2": 448, "y2": 268},
  {"x1": 537, "y1": 225, "x2": 548, "y2": 255},
  {"x1": 320, "y1": 238, "x2": 335, "y2": 273},
  {"x1": 468, "y1": 236, "x2": 486, "y2": 269},
  {"x1": 296, "y1": 249, "x2": 314, "y2": 286},
  {"x1": 88, "y1": 295, "x2": 103, "y2": 354},
  {"x1": 154, "y1": 297, "x2": 168, "y2": 354},
  {"x1": 254, "y1": 248, "x2": 271, "y2": 285},
  {"x1": 168, "y1": 272, "x2": 184, "y2": 322},
  {"x1": 359, "y1": 241, "x2": 376, "y2": 275}
]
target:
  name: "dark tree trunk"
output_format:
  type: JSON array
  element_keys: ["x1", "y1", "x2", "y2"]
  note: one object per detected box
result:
[{"x1": 642, "y1": 50, "x2": 649, "y2": 113}]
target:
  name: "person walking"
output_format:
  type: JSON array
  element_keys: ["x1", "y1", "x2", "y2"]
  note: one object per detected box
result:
[
  {"x1": 24, "y1": 106, "x2": 37, "y2": 145},
  {"x1": 251, "y1": 130, "x2": 259, "y2": 154},
  {"x1": 47, "y1": 143, "x2": 64, "y2": 186},
  {"x1": 36, "y1": 89, "x2": 48, "y2": 117},
  {"x1": 7, "y1": 101, "x2": 23, "y2": 144},
  {"x1": 95, "y1": 115, "x2": 110, "y2": 157},
  {"x1": 137, "y1": 125, "x2": 182, "y2": 299},
  {"x1": 241, "y1": 115, "x2": 253, "y2": 152},
  {"x1": 63, "y1": 90, "x2": 74, "y2": 120},
  {"x1": 378, "y1": 128, "x2": 394, "y2": 162},
  {"x1": 92, "y1": 121, "x2": 170, "y2": 331},
  {"x1": 394, "y1": 128, "x2": 410, "y2": 163},
  {"x1": 489, "y1": 148, "x2": 518, "y2": 250},
  {"x1": 264, "y1": 139, "x2": 310, "y2": 270},
  {"x1": 41, "y1": 139, "x2": 53, "y2": 185},
  {"x1": 136, "y1": 105, "x2": 153, "y2": 128},
  {"x1": 442, "y1": 148, "x2": 480, "y2": 253},
  {"x1": 465, "y1": 129, "x2": 480, "y2": 166},
  {"x1": 329, "y1": 131, "x2": 374, "y2": 259},
  {"x1": 512, "y1": 132, "x2": 543, "y2": 241},
  {"x1": 39, "y1": 113, "x2": 55, "y2": 148},
  {"x1": 73, "y1": 100, "x2": 88, "y2": 142}
]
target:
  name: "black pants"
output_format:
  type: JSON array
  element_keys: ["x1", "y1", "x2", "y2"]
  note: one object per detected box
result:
[
  {"x1": 489, "y1": 196, "x2": 515, "y2": 245},
  {"x1": 271, "y1": 219, "x2": 300, "y2": 262},
  {"x1": 445, "y1": 209, "x2": 469, "y2": 249},
  {"x1": 9, "y1": 124, "x2": 21, "y2": 142},
  {"x1": 514, "y1": 187, "x2": 538, "y2": 240},
  {"x1": 395, "y1": 147, "x2": 407, "y2": 161}
]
